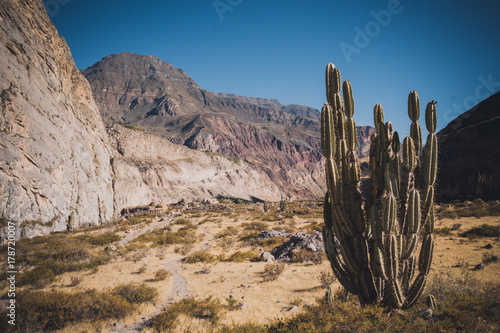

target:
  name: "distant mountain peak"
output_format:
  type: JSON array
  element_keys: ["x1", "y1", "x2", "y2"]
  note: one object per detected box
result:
[{"x1": 83, "y1": 52, "x2": 373, "y2": 198}]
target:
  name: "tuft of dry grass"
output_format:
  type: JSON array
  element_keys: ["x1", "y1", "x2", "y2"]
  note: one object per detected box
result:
[
  {"x1": 0, "y1": 284, "x2": 158, "y2": 332},
  {"x1": 317, "y1": 270, "x2": 337, "y2": 289},
  {"x1": 155, "y1": 268, "x2": 171, "y2": 281},
  {"x1": 459, "y1": 224, "x2": 499, "y2": 238},
  {"x1": 150, "y1": 296, "x2": 224, "y2": 332},
  {"x1": 226, "y1": 251, "x2": 259, "y2": 262},
  {"x1": 185, "y1": 251, "x2": 216, "y2": 264},
  {"x1": 261, "y1": 262, "x2": 286, "y2": 282}
]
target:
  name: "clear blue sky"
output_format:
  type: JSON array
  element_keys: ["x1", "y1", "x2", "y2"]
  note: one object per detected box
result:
[{"x1": 46, "y1": 0, "x2": 500, "y2": 136}]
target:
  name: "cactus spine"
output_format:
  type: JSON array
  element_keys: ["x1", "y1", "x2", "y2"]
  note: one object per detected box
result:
[{"x1": 321, "y1": 63, "x2": 437, "y2": 309}]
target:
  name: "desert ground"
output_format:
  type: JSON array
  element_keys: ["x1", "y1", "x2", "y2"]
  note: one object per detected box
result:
[{"x1": 1, "y1": 199, "x2": 499, "y2": 332}]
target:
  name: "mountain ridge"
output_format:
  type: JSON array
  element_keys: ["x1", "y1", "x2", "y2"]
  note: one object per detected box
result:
[
  {"x1": 437, "y1": 90, "x2": 500, "y2": 200},
  {"x1": 83, "y1": 52, "x2": 374, "y2": 198}
]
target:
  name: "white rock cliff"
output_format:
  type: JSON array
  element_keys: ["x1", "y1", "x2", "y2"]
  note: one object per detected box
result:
[{"x1": 0, "y1": 0, "x2": 114, "y2": 235}]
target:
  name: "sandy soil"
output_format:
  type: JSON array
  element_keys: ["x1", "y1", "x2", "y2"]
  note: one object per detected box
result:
[{"x1": 32, "y1": 205, "x2": 499, "y2": 332}]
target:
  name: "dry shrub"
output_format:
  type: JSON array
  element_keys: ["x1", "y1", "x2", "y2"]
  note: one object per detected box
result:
[
  {"x1": 69, "y1": 276, "x2": 82, "y2": 287},
  {"x1": 422, "y1": 268, "x2": 500, "y2": 332},
  {"x1": 241, "y1": 221, "x2": 268, "y2": 231},
  {"x1": 261, "y1": 262, "x2": 285, "y2": 282},
  {"x1": 0, "y1": 284, "x2": 159, "y2": 332},
  {"x1": 173, "y1": 217, "x2": 189, "y2": 225},
  {"x1": 291, "y1": 296, "x2": 303, "y2": 307},
  {"x1": 226, "y1": 251, "x2": 259, "y2": 262},
  {"x1": 482, "y1": 250, "x2": 495, "y2": 265},
  {"x1": 156, "y1": 249, "x2": 166, "y2": 260},
  {"x1": 76, "y1": 231, "x2": 121, "y2": 246},
  {"x1": 128, "y1": 248, "x2": 149, "y2": 263},
  {"x1": 114, "y1": 282, "x2": 158, "y2": 305},
  {"x1": 222, "y1": 298, "x2": 417, "y2": 333},
  {"x1": 137, "y1": 263, "x2": 147, "y2": 274},
  {"x1": 226, "y1": 297, "x2": 244, "y2": 310},
  {"x1": 12, "y1": 233, "x2": 111, "y2": 288},
  {"x1": 178, "y1": 242, "x2": 194, "y2": 255},
  {"x1": 185, "y1": 251, "x2": 216, "y2": 264},
  {"x1": 459, "y1": 224, "x2": 499, "y2": 238},
  {"x1": 150, "y1": 296, "x2": 223, "y2": 332},
  {"x1": 434, "y1": 226, "x2": 452, "y2": 236},
  {"x1": 220, "y1": 237, "x2": 235, "y2": 251},
  {"x1": 155, "y1": 268, "x2": 171, "y2": 281},
  {"x1": 290, "y1": 248, "x2": 324, "y2": 264},
  {"x1": 217, "y1": 226, "x2": 239, "y2": 238},
  {"x1": 317, "y1": 270, "x2": 337, "y2": 289}
]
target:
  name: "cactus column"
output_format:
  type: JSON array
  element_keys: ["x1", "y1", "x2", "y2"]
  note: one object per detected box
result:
[{"x1": 321, "y1": 63, "x2": 437, "y2": 309}]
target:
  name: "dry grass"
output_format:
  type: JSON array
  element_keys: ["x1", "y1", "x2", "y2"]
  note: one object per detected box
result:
[{"x1": 1, "y1": 200, "x2": 499, "y2": 332}]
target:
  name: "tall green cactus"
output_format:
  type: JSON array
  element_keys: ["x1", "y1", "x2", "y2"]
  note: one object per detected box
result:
[{"x1": 321, "y1": 63, "x2": 437, "y2": 309}]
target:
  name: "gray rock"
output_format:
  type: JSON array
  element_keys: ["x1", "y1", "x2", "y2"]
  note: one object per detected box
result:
[
  {"x1": 258, "y1": 229, "x2": 290, "y2": 240},
  {"x1": 105, "y1": 245, "x2": 118, "y2": 252},
  {"x1": 260, "y1": 252, "x2": 275, "y2": 262},
  {"x1": 113, "y1": 322, "x2": 123, "y2": 330},
  {"x1": 473, "y1": 263, "x2": 485, "y2": 271},
  {"x1": 271, "y1": 231, "x2": 324, "y2": 262},
  {"x1": 492, "y1": 255, "x2": 499, "y2": 262},
  {"x1": 280, "y1": 306, "x2": 299, "y2": 313}
]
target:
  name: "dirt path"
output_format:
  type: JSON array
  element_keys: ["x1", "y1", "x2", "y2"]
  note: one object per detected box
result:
[
  {"x1": 117, "y1": 215, "x2": 173, "y2": 247},
  {"x1": 199, "y1": 224, "x2": 215, "y2": 249},
  {"x1": 115, "y1": 218, "x2": 215, "y2": 332},
  {"x1": 164, "y1": 260, "x2": 190, "y2": 301}
]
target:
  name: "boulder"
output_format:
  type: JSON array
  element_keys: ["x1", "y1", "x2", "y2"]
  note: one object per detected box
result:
[
  {"x1": 280, "y1": 306, "x2": 299, "y2": 313},
  {"x1": 258, "y1": 229, "x2": 290, "y2": 240},
  {"x1": 271, "y1": 231, "x2": 324, "y2": 262},
  {"x1": 259, "y1": 252, "x2": 275, "y2": 262}
]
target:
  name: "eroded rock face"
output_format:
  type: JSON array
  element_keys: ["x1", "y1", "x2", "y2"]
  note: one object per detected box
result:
[
  {"x1": 0, "y1": 0, "x2": 114, "y2": 231},
  {"x1": 107, "y1": 124, "x2": 282, "y2": 209}
]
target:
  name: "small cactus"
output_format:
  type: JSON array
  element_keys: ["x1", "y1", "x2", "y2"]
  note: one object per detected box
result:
[
  {"x1": 67, "y1": 211, "x2": 75, "y2": 231},
  {"x1": 321, "y1": 63, "x2": 437, "y2": 309},
  {"x1": 263, "y1": 200, "x2": 269, "y2": 213},
  {"x1": 325, "y1": 286, "x2": 334, "y2": 306},
  {"x1": 280, "y1": 196, "x2": 287, "y2": 212}
]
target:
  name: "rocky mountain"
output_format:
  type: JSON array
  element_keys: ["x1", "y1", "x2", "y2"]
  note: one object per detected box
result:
[
  {"x1": 437, "y1": 91, "x2": 500, "y2": 201},
  {"x1": 108, "y1": 124, "x2": 282, "y2": 209},
  {"x1": 0, "y1": 0, "x2": 284, "y2": 237},
  {"x1": 0, "y1": 0, "x2": 115, "y2": 234},
  {"x1": 83, "y1": 52, "x2": 375, "y2": 197}
]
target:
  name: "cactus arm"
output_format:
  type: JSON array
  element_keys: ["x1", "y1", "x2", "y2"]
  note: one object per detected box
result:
[
  {"x1": 404, "y1": 273, "x2": 427, "y2": 309},
  {"x1": 418, "y1": 234, "x2": 434, "y2": 275},
  {"x1": 402, "y1": 234, "x2": 418, "y2": 259},
  {"x1": 382, "y1": 194, "x2": 397, "y2": 233},
  {"x1": 389, "y1": 280, "x2": 404, "y2": 309},
  {"x1": 386, "y1": 234, "x2": 399, "y2": 280},
  {"x1": 407, "y1": 189, "x2": 421, "y2": 233},
  {"x1": 423, "y1": 133, "x2": 438, "y2": 186},
  {"x1": 373, "y1": 241, "x2": 388, "y2": 280},
  {"x1": 322, "y1": 226, "x2": 349, "y2": 277},
  {"x1": 321, "y1": 103, "x2": 336, "y2": 159},
  {"x1": 401, "y1": 254, "x2": 416, "y2": 292}
]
